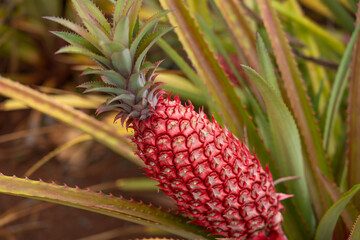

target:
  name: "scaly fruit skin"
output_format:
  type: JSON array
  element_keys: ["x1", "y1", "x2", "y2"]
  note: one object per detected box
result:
[{"x1": 133, "y1": 96, "x2": 285, "y2": 239}]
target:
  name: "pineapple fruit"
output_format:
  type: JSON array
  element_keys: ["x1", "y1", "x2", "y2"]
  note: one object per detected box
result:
[{"x1": 48, "y1": 0, "x2": 287, "y2": 239}]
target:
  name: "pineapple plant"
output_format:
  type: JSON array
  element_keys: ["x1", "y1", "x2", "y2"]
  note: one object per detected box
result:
[
  {"x1": 0, "y1": 0, "x2": 359, "y2": 239},
  {"x1": 46, "y1": 0, "x2": 287, "y2": 238}
]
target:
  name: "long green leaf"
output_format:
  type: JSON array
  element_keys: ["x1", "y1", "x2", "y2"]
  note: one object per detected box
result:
[
  {"x1": 0, "y1": 77, "x2": 140, "y2": 166},
  {"x1": 242, "y1": 66, "x2": 314, "y2": 237},
  {"x1": 256, "y1": 0, "x2": 331, "y2": 219},
  {"x1": 315, "y1": 184, "x2": 360, "y2": 240},
  {"x1": 317, "y1": 169, "x2": 359, "y2": 230},
  {"x1": 0, "y1": 175, "x2": 212, "y2": 240},
  {"x1": 256, "y1": 33, "x2": 280, "y2": 95},
  {"x1": 323, "y1": 23, "x2": 360, "y2": 150}
]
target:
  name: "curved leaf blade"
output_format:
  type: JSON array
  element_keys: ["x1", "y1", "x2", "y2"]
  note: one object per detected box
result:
[
  {"x1": 0, "y1": 175, "x2": 212, "y2": 240},
  {"x1": 316, "y1": 169, "x2": 359, "y2": 230},
  {"x1": 315, "y1": 184, "x2": 360, "y2": 240},
  {"x1": 242, "y1": 65, "x2": 314, "y2": 237},
  {"x1": 324, "y1": 23, "x2": 360, "y2": 150},
  {"x1": 256, "y1": 0, "x2": 331, "y2": 219}
]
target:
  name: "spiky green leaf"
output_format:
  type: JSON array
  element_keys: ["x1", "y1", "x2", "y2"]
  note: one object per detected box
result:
[
  {"x1": 349, "y1": 215, "x2": 360, "y2": 240},
  {"x1": 51, "y1": 31, "x2": 101, "y2": 54},
  {"x1": 242, "y1": 65, "x2": 315, "y2": 236},
  {"x1": 127, "y1": 0, "x2": 143, "y2": 42},
  {"x1": 315, "y1": 184, "x2": 360, "y2": 240},
  {"x1": 130, "y1": 10, "x2": 172, "y2": 60},
  {"x1": 84, "y1": 87, "x2": 129, "y2": 95},
  {"x1": 0, "y1": 175, "x2": 213, "y2": 240},
  {"x1": 56, "y1": 45, "x2": 111, "y2": 68},
  {"x1": 134, "y1": 27, "x2": 174, "y2": 72},
  {"x1": 257, "y1": 0, "x2": 332, "y2": 220},
  {"x1": 83, "y1": 69, "x2": 127, "y2": 88},
  {"x1": 44, "y1": 16, "x2": 99, "y2": 47},
  {"x1": 113, "y1": 0, "x2": 127, "y2": 26},
  {"x1": 256, "y1": 33, "x2": 280, "y2": 95},
  {"x1": 72, "y1": 0, "x2": 111, "y2": 34},
  {"x1": 108, "y1": 94, "x2": 136, "y2": 105}
]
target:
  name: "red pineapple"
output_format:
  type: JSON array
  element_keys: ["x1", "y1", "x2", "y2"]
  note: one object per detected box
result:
[
  {"x1": 133, "y1": 96, "x2": 286, "y2": 239},
  {"x1": 49, "y1": 0, "x2": 287, "y2": 239}
]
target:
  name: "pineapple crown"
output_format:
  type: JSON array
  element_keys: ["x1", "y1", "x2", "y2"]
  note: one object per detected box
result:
[{"x1": 45, "y1": 0, "x2": 173, "y2": 126}]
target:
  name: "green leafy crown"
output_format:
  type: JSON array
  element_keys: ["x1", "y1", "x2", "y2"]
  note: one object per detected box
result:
[{"x1": 45, "y1": 0, "x2": 173, "y2": 125}]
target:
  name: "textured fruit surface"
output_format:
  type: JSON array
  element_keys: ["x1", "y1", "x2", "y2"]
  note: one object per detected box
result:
[{"x1": 133, "y1": 96, "x2": 284, "y2": 239}]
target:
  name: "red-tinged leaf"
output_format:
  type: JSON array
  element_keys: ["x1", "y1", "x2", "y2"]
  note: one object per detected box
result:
[
  {"x1": 347, "y1": 3, "x2": 360, "y2": 208},
  {"x1": 0, "y1": 77, "x2": 140, "y2": 166},
  {"x1": 0, "y1": 175, "x2": 212, "y2": 240},
  {"x1": 213, "y1": 0, "x2": 258, "y2": 71},
  {"x1": 317, "y1": 169, "x2": 359, "y2": 231},
  {"x1": 159, "y1": 0, "x2": 278, "y2": 179},
  {"x1": 256, "y1": 0, "x2": 331, "y2": 219}
]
